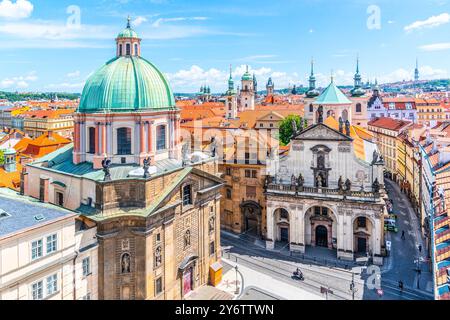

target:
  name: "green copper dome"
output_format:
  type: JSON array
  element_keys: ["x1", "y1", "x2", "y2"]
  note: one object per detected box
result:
[
  {"x1": 117, "y1": 17, "x2": 139, "y2": 39},
  {"x1": 117, "y1": 28, "x2": 139, "y2": 39},
  {"x1": 78, "y1": 56, "x2": 176, "y2": 113}
]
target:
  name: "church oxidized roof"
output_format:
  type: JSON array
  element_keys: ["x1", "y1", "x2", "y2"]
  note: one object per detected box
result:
[
  {"x1": 314, "y1": 80, "x2": 352, "y2": 105},
  {"x1": 77, "y1": 21, "x2": 176, "y2": 113}
]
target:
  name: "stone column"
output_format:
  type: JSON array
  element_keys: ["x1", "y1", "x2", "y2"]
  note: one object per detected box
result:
[
  {"x1": 265, "y1": 204, "x2": 275, "y2": 250},
  {"x1": 95, "y1": 122, "x2": 100, "y2": 155},
  {"x1": 290, "y1": 205, "x2": 305, "y2": 253},
  {"x1": 106, "y1": 122, "x2": 112, "y2": 155},
  {"x1": 101, "y1": 123, "x2": 107, "y2": 155},
  {"x1": 372, "y1": 215, "x2": 383, "y2": 265},
  {"x1": 140, "y1": 121, "x2": 145, "y2": 154}
]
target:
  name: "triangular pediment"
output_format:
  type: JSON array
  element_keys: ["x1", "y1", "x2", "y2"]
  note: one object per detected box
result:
[
  {"x1": 257, "y1": 111, "x2": 284, "y2": 122},
  {"x1": 294, "y1": 123, "x2": 352, "y2": 141}
]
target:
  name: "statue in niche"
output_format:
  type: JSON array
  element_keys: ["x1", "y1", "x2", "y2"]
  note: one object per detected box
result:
[
  {"x1": 121, "y1": 253, "x2": 131, "y2": 273},
  {"x1": 184, "y1": 230, "x2": 191, "y2": 248},
  {"x1": 316, "y1": 174, "x2": 323, "y2": 188},
  {"x1": 209, "y1": 217, "x2": 215, "y2": 233},
  {"x1": 317, "y1": 154, "x2": 325, "y2": 169},
  {"x1": 297, "y1": 173, "x2": 304, "y2": 187},
  {"x1": 155, "y1": 246, "x2": 162, "y2": 267}
]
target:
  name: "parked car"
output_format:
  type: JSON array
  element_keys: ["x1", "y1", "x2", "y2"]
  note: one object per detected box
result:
[{"x1": 384, "y1": 219, "x2": 398, "y2": 233}]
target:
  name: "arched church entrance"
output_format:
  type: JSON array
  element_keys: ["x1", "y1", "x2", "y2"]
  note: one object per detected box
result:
[
  {"x1": 315, "y1": 226, "x2": 328, "y2": 247},
  {"x1": 240, "y1": 201, "x2": 262, "y2": 236}
]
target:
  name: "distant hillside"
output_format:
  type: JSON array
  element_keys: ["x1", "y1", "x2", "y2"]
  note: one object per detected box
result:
[{"x1": 0, "y1": 91, "x2": 80, "y2": 102}]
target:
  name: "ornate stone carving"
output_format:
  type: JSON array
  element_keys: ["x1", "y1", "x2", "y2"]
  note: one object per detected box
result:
[{"x1": 338, "y1": 142, "x2": 351, "y2": 153}]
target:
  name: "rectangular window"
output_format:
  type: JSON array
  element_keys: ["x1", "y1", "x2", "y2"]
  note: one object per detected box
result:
[
  {"x1": 155, "y1": 277, "x2": 163, "y2": 295},
  {"x1": 156, "y1": 125, "x2": 167, "y2": 151},
  {"x1": 56, "y1": 191, "x2": 64, "y2": 206},
  {"x1": 182, "y1": 185, "x2": 192, "y2": 205},
  {"x1": 117, "y1": 127, "x2": 132, "y2": 155},
  {"x1": 245, "y1": 170, "x2": 251, "y2": 178},
  {"x1": 251, "y1": 170, "x2": 257, "y2": 178},
  {"x1": 226, "y1": 167, "x2": 231, "y2": 176},
  {"x1": 246, "y1": 186, "x2": 256, "y2": 197},
  {"x1": 156, "y1": 233, "x2": 161, "y2": 242},
  {"x1": 226, "y1": 189, "x2": 232, "y2": 199},
  {"x1": 31, "y1": 239, "x2": 43, "y2": 260},
  {"x1": 82, "y1": 257, "x2": 91, "y2": 277},
  {"x1": 357, "y1": 217, "x2": 367, "y2": 228},
  {"x1": 32, "y1": 281, "x2": 43, "y2": 300},
  {"x1": 46, "y1": 234, "x2": 57, "y2": 254},
  {"x1": 46, "y1": 274, "x2": 58, "y2": 296}
]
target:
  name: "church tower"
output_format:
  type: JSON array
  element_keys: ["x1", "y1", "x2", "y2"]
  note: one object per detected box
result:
[
  {"x1": 225, "y1": 65, "x2": 238, "y2": 119},
  {"x1": 239, "y1": 65, "x2": 255, "y2": 111},
  {"x1": 414, "y1": 58, "x2": 420, "y2": 83},
  {"x1": 306, "y1": 59, "x2": 320, "y2": 98},
  {"x1": 350, "y1": 56, "x2": 365, "y2": 97},
  {"x1": 266, "y1": 77, "x2": 274, "y2": 96}
]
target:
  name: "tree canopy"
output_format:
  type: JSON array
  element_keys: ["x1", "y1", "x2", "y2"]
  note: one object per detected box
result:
[{"x1": 279, "y1": 114, "x2": 306, "y2": 146}]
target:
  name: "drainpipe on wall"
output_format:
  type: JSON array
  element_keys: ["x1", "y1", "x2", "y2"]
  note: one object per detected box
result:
[{"x1": 73, "y1": 250, "x2": 79, "y2": 300}]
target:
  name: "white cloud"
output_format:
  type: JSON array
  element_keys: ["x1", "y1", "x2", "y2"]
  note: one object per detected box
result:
[
  {"x1": 66, "y1": 70, "x2": 81, "y2": 78},
  {"x1": 419, "y1": 42, "x2": 450, "y2": 51},
  {"x1": 132, "y1": 16, "x2": 147, "y2": 27},
  {"x1": 0, "y1": 0, "x2": 33, "y2": 19},
  {"x1": 0, "y1": 71, "x2": 37, "y2": 89},
  {"x1": 152, "y1": 16, "x2": 208, "y2": 28},
  {"x1": 377, "y1": 66, "x2": 448, "y2": 83},
  {"x1": 404, "y1": 13, "x2": 450, "y2": 32}
]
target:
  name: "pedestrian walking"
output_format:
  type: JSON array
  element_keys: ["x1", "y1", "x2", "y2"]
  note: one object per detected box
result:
[
  {"x1": 401, "y1": 230, "x2": 405, "y2": 240},
  {"x1": 398, "y1": 281, "x2": 404, "y2": 292}
]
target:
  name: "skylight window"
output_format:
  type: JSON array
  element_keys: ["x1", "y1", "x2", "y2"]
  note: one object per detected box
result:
[{"x1": 34, "y1": 214, "x2": 45, "y2": 221}]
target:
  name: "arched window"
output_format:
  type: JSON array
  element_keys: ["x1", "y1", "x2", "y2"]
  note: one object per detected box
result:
[
  {"x1": 117, "y1": 127, "x2": 132, "y2": 155},
  {"x1": 119, "y1": 44, "x2": 123, "y2": 56},
  {"x1": 309, "y1": 104, "x2": 313, "y2": 112},
  {"x1": 156, "y1": 125, "x2": 166, "y2": 151},
  {"x1": 88, "y1": 127, "x2": 96, "y2": 154},
  {"x1": 356, "y1": 103, "x2": 362, "y2": 113},
  {"x1": 134, "y1": 43, "x2": 138, "y2": 56},
  {"x1": 279, "y1": 208, "x2": 289, "y2": 221},
  {"x1": 126, "y1": 43, "x2": 131, "y2": 56},
  {"x1": 342, "y1": 109, "x2": 348, "y2": 122}
]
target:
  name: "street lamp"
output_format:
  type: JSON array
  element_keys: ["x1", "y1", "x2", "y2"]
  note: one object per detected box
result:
[{"x1": 234, "y1": 265, "x2": 239, "y2": 294}]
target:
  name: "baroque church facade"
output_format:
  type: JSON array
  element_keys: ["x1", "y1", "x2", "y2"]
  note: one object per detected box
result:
[
  {"x1": 21, "y1": 20, "x2": 223, "y2": 300},
  {"x1": 265, "y1": 81, "x2": 386, "y2": 264}
]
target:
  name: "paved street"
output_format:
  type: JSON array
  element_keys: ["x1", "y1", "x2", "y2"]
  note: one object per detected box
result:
[
  {"x1": 220, "y1": 179, "x2": 434, "y2": 300},
  {"x1": 364, "y1": 179, "x2": 434, "y2": 299}
]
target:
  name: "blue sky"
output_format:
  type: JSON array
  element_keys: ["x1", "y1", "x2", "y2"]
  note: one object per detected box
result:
[{"x1": 0, "y1": 0, "x2": 450, "y2": 93}]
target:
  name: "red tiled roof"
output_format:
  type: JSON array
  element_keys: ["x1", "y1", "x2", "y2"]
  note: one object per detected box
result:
[{"x1": 368, "y1": 117, "x2": 412, "y2": 131}]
